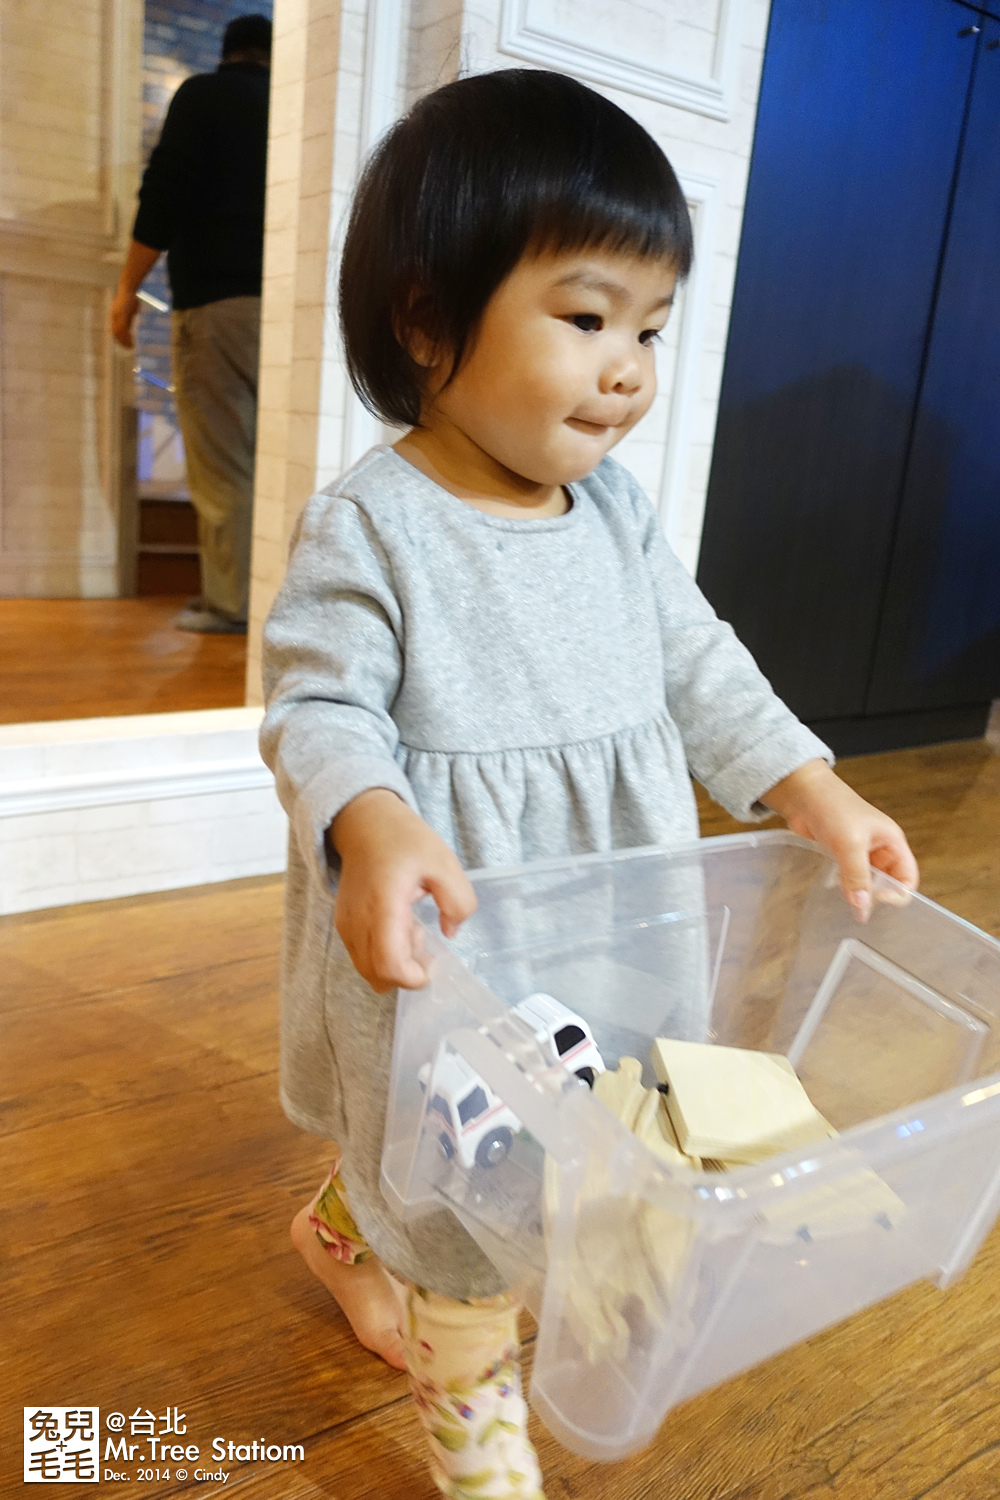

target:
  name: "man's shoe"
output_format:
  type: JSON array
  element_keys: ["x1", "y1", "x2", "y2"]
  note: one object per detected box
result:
[{"x1": 174, "y1": 604, "x2": 247, "y2": 634}]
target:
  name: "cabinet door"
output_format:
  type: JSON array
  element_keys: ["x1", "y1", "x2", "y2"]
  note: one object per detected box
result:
[
  {"x1": 866, "y1": 15, "x2": 1000, "y2": 713},
  {"x1": 696, "y1": 0, "x2": 977, "y2": 723}
]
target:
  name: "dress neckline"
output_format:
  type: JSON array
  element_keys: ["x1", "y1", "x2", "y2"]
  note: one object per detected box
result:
[{"x1": 380, "y1": 446, "x2": 587, "y2": 533}]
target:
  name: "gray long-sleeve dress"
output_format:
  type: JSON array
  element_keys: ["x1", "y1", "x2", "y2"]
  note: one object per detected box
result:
[{"x1": 260, "y1": 446, "x2": 832, "y2": 1297}]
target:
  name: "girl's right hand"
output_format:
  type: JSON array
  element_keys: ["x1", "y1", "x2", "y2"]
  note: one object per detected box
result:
[{"x1": 329, "y1": 788, "x2": 477, "y2": 992}]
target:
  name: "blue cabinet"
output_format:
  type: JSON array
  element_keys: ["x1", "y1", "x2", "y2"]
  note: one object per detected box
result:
[{"x1": 697, "y1": 0, "x2": 1000, "y2": 753}]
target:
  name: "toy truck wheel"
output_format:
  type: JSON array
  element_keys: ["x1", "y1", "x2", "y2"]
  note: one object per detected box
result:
[
  {"x1": 575, "y1": 1066, "x2": 596, "y2": 1087},
  {"x1": 475, "y1": 1126, "x2": 513, "y2": 1169},
  {"x1": 438, "y1": 1132, "x2": 455, "y2": 1160}
]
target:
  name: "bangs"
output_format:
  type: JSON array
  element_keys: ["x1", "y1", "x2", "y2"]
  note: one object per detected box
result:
[
  {"x1": 498, "y1": 81, "x2": 693, "y2": 274},
  {"x1": 526, "y1": 182, "x2": 693, "y2": 272}
]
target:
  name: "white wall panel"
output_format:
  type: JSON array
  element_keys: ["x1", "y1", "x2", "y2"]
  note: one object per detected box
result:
[{"x1": 498, "y1": 0, "x2": 739, "y2": 119}]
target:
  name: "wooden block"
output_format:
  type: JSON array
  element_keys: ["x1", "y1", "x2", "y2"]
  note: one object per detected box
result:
[
  {"x1": 651, "y1": 1037, "x2": 836, "y2": 1164},
  {"x1": 632, "y1": 1088, "x2": 693, "y2": 1170},
  {"x1": 548, "y1": 1057, "x2": 700, "y2": 1363},
  {"x1": 592, "y1": 1056, "x2": 648, "y2": 1133},
  {"x1": 759, "y1": 1163, "x2": 906, "y2": 1245},
  {"x1": 593, "y1": 1059, "x2": 698, "y2": 1171}
]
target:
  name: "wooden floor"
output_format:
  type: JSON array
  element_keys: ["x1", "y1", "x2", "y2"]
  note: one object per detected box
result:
[
  {"x1": 3, "y1": 739, "x2": 1000, "y2": 1499},
  {"x1": 0, "y1": 598, "x2": 247, "y2": 724}
]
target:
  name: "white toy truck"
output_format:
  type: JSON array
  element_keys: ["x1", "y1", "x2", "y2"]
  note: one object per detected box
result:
[{"x1": 420, "y1": 993, "x2": 605, "y2": 1169}]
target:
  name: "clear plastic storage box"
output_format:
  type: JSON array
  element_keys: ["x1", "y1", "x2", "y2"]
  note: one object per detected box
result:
[{"x1": 381, "y1": 832, "x2": 1000, "y2": 1460}]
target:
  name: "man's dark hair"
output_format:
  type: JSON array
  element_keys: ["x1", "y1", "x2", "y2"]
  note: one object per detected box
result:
[
  {"x1": 221, "y1": 14, "x2": 272, "y2": 60},
  {"x1": 340, "y1": 69, "x2": 693, "y2": 428}
]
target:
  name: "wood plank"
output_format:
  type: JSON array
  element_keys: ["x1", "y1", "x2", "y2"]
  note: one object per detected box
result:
[
  {"x1": 0, "y1": 875, "x2": 283, "y2": 1010},
  {"x1": 3, "y1": 1078, "x2": 408, "y2": 1426},
  {"x1": 0, "y1": 957, "x2": 279, "y2": 1138},
  {"x1": 0, "y1": 597, "x2": 246, "y2": 724}
]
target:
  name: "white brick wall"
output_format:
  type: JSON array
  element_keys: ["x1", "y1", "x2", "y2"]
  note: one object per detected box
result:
[
  {"x1": 0, "y1": 276, "x2": 119, "y2": 596},
  {"x1": 0, "y1": 709, "x2": 288, "y2": 915},
  {"x1": 0, "y1": 0, "x2": 142, "y2": 598},
  {"x1": 247, "y1": 0, "x2": 343, "y2": 701}
]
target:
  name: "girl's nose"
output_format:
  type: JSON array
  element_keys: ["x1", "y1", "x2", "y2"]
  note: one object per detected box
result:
[{"x1": 599, "y1": 349, "x2": 643, "y2": 397}]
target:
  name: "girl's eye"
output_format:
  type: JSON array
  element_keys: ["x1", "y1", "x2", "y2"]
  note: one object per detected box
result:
[
  {"x1": 639, "y1": 328, "x2": 662, "y2": 347},
  {"x1": 571, "y1": 314, "x2": 602, "y2": 333}
]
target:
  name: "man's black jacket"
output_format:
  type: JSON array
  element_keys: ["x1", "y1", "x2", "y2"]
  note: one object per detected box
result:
[{"x1": 133, "y1": 61, "x2": 270, "y2": 310}]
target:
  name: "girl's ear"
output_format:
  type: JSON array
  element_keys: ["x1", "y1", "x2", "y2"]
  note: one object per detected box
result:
[{"x1": 393, "y1": 287, "x2": 452, "y2": 376}]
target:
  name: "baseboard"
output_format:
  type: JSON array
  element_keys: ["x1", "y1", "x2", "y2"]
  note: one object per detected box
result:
[
  {"x1": 0, "y1": 708, "x2": 288, "y2": 916},
  {"x1": 809, "y1": 703, "x2": 992, "y2": 758}
]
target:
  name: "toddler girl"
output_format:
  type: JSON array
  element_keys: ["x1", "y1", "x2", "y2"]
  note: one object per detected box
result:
[{"x1": 261, "y1": 68, "x2": 918, "y2": 1498}]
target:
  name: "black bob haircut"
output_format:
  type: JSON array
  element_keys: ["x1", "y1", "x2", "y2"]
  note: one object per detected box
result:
[{"x1": 340, "y1": 69, "x2": 693, "y2": 428}]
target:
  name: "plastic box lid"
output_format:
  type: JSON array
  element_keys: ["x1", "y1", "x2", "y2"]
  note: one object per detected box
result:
[{"x1": 381, "y1": 832, "x2": 1000, "y2": 1460}]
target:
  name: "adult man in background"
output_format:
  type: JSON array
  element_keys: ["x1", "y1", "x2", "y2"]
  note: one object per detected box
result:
[{"x1": 110, "y1": 14, "x2": 272, "y2": 633}]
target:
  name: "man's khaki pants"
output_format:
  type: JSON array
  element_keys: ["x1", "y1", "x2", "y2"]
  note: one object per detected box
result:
[{"x1": 171, "y1": 295, "x2": 260, "y2": 623}]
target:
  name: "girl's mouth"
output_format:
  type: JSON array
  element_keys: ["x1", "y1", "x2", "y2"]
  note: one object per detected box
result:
[{"x1": 566, "y1": 416, "x2": 612, "y2": 436}]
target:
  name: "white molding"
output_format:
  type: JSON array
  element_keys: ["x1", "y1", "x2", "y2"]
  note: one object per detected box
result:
[
  {"x1": 343, "y1": 384, "x2": 385, "y2": 470},
  {"x1": 0, "y1": 708, "x2": 264, "y2": 746},
  {"x1": 0, "y1": 758, "x2": 274, "y2": 820},
  {"x1": 498, "y1": 0, "x2": 740, "y2": 121},
  {"x1": 657, "y1": 170, "x2": 720, "y2": 561},
  {"x1": 361, "y1": 0, "x2": 408, "y2": 148},
  {"x1": 343, "y1": 0, "x2": 408, "y2": 469}
]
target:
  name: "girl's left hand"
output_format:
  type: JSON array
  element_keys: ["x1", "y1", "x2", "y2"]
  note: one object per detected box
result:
[{"x1": 761, "y1": 758, "x2": 919, "y2": 921}]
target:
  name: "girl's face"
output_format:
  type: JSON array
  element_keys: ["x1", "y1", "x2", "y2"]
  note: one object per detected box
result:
[{"x1": 407, "y1": 247, "x2": 677, "y2": 509}]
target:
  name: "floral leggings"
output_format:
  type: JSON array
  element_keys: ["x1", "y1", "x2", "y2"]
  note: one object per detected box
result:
[{"x1": 308, "y1": 1161, "x2": 546, "y2": 1500}]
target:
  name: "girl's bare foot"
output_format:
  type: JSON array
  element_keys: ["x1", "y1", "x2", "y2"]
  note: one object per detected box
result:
[{"x1": 291, "y1": 1206, "x2": 407, "y2": 1370}]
